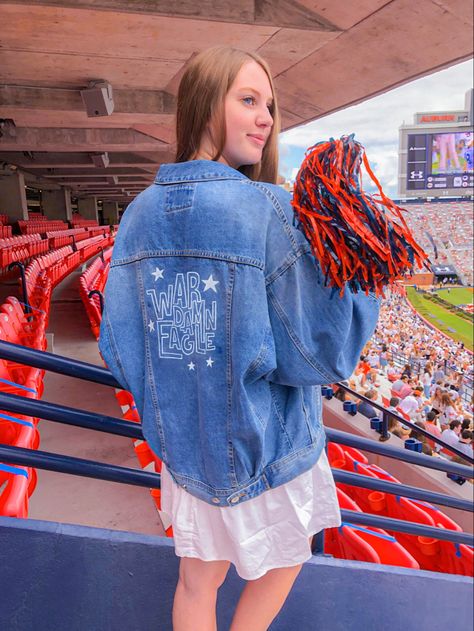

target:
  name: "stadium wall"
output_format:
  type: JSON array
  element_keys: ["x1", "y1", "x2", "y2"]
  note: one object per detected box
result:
[
  {"x1": 406, "y1": 273, "x2": 435, "y2": 286},
  {"x1": 1, "y1": 516, "x2": 472, "y2": 631}
]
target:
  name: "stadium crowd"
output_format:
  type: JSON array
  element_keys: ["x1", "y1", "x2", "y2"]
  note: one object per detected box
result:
[
  {"x1": 344, "y1": 291, "x2": 473, "y2": 462},
  {"x1": 403, "y1": 201, "x2": 473, "y2": 285}
]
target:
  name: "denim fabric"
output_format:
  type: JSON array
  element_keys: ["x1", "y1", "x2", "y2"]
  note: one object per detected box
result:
[{"x1": 99, "y1": 160, "x2": 380, "y2": 507}]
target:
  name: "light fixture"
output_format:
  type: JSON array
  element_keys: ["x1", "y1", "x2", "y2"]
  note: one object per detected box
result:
[
  {"x1": 90, "y1": 152, "x2": 110, "y2": 168},
  {"x1": 0, "y1": 119, "x2": 16, "y2": 138},
  {"x1": 80, "y1": 81, "x2": 114, "y2": 117}
]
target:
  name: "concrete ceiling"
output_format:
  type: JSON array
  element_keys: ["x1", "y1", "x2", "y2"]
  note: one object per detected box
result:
[{"x1": 0, "y1": 0, "x2": 473, "y2": 202}]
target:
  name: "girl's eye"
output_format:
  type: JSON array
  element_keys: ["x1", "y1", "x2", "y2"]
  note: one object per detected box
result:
[{"x1": 242, "y1": 96, "x2": 255, "y2": 105}]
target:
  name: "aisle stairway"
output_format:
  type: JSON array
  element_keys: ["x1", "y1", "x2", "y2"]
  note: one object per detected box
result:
[{"x1": 27, "y1": 262, "x2": 165, "y2": 536}]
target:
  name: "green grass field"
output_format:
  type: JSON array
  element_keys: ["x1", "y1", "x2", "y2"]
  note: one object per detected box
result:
[
  {"x1": 406, "y1": 287, "x2": 473, "y2": 351},
  {"x1": 434, "y1": 287, "x2": 473, "y2": 307}
]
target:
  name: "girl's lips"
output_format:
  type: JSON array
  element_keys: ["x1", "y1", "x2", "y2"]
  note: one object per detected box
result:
[{"x1": 247, "y1": 134, "x2": 265, "y2": 146}]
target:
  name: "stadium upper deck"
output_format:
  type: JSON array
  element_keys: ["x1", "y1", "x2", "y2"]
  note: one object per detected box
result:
[
  {"x1": 403, "y1": 200, "x2": 474, "y2": 285},
  {"x1": 0, "y1": 0, "x2": 473, "y2": 209}
]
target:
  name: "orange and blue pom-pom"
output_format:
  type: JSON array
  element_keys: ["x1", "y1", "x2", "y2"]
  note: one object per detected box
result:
[{"x1": 291, "y1": 134, "x2": 429, "y2": 297}]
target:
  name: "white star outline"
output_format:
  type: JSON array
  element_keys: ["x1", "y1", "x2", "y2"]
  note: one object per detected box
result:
[
  {"x1": 147, "y1": 320, "x2": 155, "y2": 332},
  {"x1": 206, "y1": 357, "x2": 214, "y2": 367},
  {"x1": 202, "y1": 274, "x2": 219, "y2": 292},
  {"x1": 187, "y1": 361, "x2": 195, "y2": 371},
  {"x1": 151, "y1": 267, "x2": 164, "y2": 281}
]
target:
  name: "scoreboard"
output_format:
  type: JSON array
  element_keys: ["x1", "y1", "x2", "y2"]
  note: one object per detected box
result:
[
  {"x1": 398, "y1": 89, "x2": 474, "y2": 198},
  {"x1": 406, "y1": 130, "x2": 473, "y2": 192}
]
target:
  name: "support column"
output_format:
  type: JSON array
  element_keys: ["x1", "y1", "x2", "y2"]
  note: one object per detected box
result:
[
  {"x1": 42, "y1": 188, "x2": 72, "y2": 221},
  {"x1": 102, "y1": 201, "x2": 119, "y2": 225},
  {"x1": 77, "y1": 197, "x2": 98, "y2": 223},
  {"x1": 0, "y1": 172, "x2": 28, "y2": 220},
  {"x1": 118, "y1": 204, "x2": 127, "y2": 221}
]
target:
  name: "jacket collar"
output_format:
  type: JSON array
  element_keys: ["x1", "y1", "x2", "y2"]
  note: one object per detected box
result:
[{"x1": 154, "y1": 159, "x2": 248, "y2": 184}]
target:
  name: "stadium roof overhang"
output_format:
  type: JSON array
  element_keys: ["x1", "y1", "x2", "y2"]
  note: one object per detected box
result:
[{"x1": 0, "y1": 0, "x2": 473, "y2": 203}]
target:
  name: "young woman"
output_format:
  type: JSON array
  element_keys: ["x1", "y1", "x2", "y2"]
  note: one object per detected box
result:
[
  {"x1": 401, "y1": 363, "x2": 412, "y2": 378},
  {"x1": 422, "y1": 361, "x2": 432, "y2": 399},
  {"x1": 438, "y1": 392, "x2": 458, "y2": 429},
  {"x1": 379, "y1": 344, "x2": 389, "y2": 374},
  {"x1": 429, "y1": 385, "x2": 444, "y2": 416},
  {"x1": 99, "y1": 46, "x2": 380, "y2": 631}
]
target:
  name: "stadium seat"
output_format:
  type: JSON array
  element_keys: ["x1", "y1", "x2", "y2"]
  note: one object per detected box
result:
[{"x1": 0, "y1": 464, "x2": 33, "y2": 518}]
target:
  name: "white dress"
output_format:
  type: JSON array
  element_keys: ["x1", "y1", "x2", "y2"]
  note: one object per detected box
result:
[{"x1": 160, "y1": 449, "x2": 341, "y2": 580}]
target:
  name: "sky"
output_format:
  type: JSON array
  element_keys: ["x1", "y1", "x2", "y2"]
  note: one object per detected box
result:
[{"x1": 278, "y1": 59, "x2": 473, "y2": 198}]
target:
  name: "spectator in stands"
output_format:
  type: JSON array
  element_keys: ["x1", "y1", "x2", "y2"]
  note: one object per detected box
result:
[
  {"x1": 429, "y1": 386, "x2": 444, "y2": 416},
  {"x1": 409, "y1": 421, "x2": 434, "y2": 456},
  {"x1": 422, "y1": 362, "x2": 432, "y2": 398},
  {"x1": 430, "y1": 380, "x2": 443, "y2": 398},
  {"x1": 367, "y1": 350, "x2": 380, "y2": 372},
  {"x1": 397, "y1": 376, "x2": 413, "y2": 400},
  {"x1": 424, "y1": 410, "x2": 443, "y2": 452},
  {"x1": 355, "y1": 355, "x2": 374, "y2": 387},
  {"x1": 386, "y1": 361, "x2": 399, "y2": 381},
  {"x1": 387, "y1": 396, "x2": 400, "y2": 413},
  {"x1": 461, "y1": 418, "x2": 472, "y2": 432},
  {"x1": 399, "y1": 387, "x2": 423, "y2": 420},
  {"x1": 440, "y1": 420, "x2": 462, "y2": 449},
  {"x1": 333, "y1": 381, "x2": 352, "y2": 402},
  {"x1": 448, "y1": 384, "x2": 460, "y2": 402},
  {"x1": 401, "y1": 363, "x2": 412, "y2": 378},
  {"x1": 388, "y1": 415, "x2": 410, "y2": 440},
  {"x1": 438, "y1": 392, "x2": 458, "y2": 429},
  {"x1": 392, "y1": 374, "x2": 407, "y2": 394},
  {"x1": 456, "y1": 430, "x2": 473, "y2": 459},
  {"x1": 357, "y1": 390, "x2": 379, "y2": 419},
  {"x1": 379, "y1": 345, "x2": 388, "y2": 374}
]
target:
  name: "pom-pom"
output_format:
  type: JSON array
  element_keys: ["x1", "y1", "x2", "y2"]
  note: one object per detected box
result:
[{"x1": 291, "y1": 134, "x2": 429, "y2": 297}]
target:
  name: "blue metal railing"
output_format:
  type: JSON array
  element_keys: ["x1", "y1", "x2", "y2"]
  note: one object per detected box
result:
[
  {"x1": 0, "y1": 339, "x2": 473, "y2": 550},
  {"x1": 1, "y1": 340, "x2": 470, "y2": 463},
  {"x1": 333, "y1": 382, "x2": 474, "y2": 464},
  {"x1": 0, "y1": 442, "x2": 471, "y2": 547}
]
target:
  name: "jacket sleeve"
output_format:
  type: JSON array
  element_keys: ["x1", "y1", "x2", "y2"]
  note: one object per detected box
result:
[{"x1": 262, "y1": 185, "x2": 380, "y2": 387}]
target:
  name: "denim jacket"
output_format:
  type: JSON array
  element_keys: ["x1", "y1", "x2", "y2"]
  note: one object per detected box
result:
[{"x1": 99, "y1": 160, "x2": 380, "y2": 507}]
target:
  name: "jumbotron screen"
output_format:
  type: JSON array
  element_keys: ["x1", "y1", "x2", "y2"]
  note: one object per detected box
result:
[{"x1": 406, "y1": 130, "x2": 474, "y2": 191}]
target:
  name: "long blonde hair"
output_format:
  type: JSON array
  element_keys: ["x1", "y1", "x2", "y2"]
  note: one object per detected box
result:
[{"x1": 175, "y1": 46, "x2": 280, "y2": 183}]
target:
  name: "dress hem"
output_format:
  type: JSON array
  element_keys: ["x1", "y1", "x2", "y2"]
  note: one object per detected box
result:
[{"x1": 171, "y1": 519, "x2": 342, "y2": 581}]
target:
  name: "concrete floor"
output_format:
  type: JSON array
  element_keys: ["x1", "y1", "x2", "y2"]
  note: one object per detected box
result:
[{"x1": 19, "y1": 261, "x2": 166, "y2": 536}]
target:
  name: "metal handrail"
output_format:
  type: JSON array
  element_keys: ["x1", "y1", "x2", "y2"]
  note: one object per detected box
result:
[
  {"x1": 335, "y1": 382, "x2": 474, "y2": 464},
  {"x1": 0, "y1": 389, "x2": 471, "y2": 480},
  {"x1": 0, "y1": 390, "x2": 142, "y2": 440},
  {"x1": 331, "y1": 469, "x2": 472, "y2": 513},
  {"x1": 0, "y1": 340, "x2": 121, "y2": 388},
  {"x1": 1, "y1": 339, "x2": 471, "y2": 463},
  {"x1": 325, "y1": 427, "x2": 473, "y2": 477},
  {"x1": 0, "y1": 442, "x2": 472, "y2": 547}
]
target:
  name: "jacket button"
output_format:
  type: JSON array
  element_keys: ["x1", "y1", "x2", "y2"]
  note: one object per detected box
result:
[
  {"x1": 230, "y1": 496, "x2": 240, "y2": 504},
  {"x1": 212, "y1": 497, "x2": 220, "y2": 504}
]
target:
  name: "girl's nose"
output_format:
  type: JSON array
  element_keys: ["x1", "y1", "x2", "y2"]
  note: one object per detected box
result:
[{"x1": 257, "y1": 106, "x2": 273, "y2": 128}]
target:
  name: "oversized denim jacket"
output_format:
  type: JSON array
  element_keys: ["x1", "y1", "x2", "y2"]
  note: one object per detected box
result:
[{"x1": 99, "y1": 160, "x2": 380, "y2": 507}]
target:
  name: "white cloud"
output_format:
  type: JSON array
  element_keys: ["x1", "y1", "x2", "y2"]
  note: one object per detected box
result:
[{"x1": 278, "y1": 59, "x2": 473, "y2": 197}]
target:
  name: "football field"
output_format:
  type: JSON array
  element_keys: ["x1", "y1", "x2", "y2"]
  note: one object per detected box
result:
[
  {"x1": 406, "y1": 287, "x2": 473, "y2": 351},
  {"x1": 434, "y1": 287, "x2": 473, "y2": 307}
]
